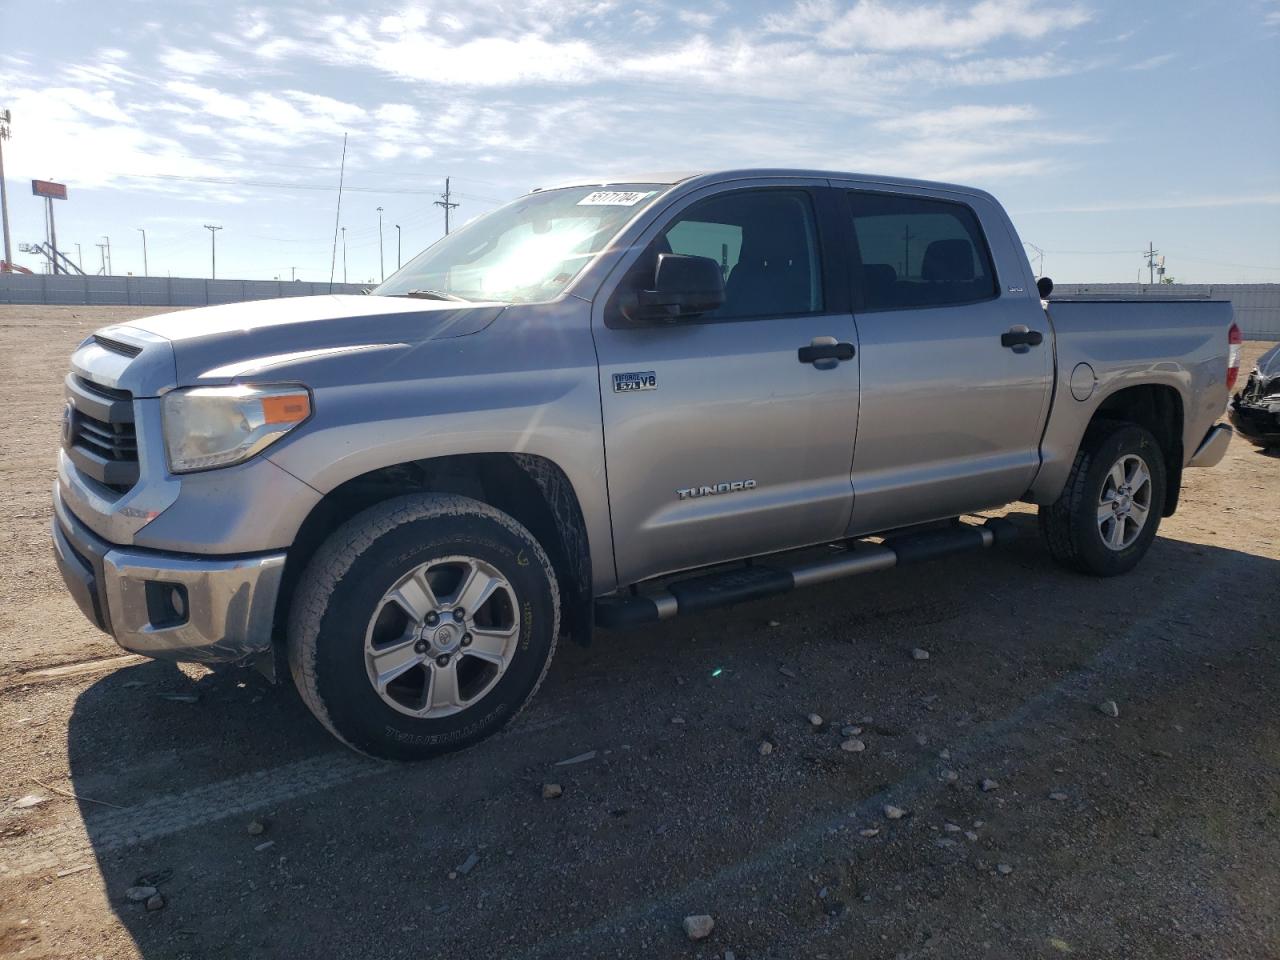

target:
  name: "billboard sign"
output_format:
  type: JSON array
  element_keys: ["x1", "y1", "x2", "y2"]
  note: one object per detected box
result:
[{"x1": 32, "y1": 180, "x2": 68, "y2": 200}]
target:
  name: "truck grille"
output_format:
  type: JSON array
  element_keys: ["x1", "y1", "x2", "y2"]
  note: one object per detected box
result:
[{"x1": 66, "y1": 375, "x2": 140, "y2": 495}]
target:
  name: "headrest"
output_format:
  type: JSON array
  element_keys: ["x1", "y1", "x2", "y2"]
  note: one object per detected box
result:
[
  {"x1": 863, "y1": 263, "x2": 897, "y2": 287},
  {"x1": 921, "y1": 239, "x2": 975, "y2": 282}
]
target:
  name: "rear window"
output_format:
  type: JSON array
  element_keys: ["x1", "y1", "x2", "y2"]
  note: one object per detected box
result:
[{"x1": 848, "y1": 192, "x2": 998, "y2": 311}]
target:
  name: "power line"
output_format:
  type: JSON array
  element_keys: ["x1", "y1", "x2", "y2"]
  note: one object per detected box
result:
[{"x1": 124, "y1": 173, "x2": 508, "y2": 203}]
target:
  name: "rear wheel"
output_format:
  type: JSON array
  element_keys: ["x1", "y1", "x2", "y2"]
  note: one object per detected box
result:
[
  {"x1": 288, "y1": 493, "x2": 559, "y2": 760},
  {"x1": 1039, "y1": 420, "x2": 1167, "y2": 577}
]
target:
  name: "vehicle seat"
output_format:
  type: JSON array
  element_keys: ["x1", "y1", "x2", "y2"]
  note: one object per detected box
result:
[
  {"x1": 862, "y1": 263, "x2": 897, "y2": 305},
  {"x1": 724, "y1": 205, "x2": 814, "y2": 316}
]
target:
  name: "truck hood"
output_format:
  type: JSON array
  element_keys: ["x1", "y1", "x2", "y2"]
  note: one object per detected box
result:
[{"x1": 117, "y1": 294, "x2": 505, "y2": 386}]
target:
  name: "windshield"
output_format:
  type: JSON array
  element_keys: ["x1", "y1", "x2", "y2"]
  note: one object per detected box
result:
[{"x1": 373, "y1": 184, "x2": 667, "y2": 303}]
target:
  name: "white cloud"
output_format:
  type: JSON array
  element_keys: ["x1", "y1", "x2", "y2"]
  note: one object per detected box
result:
[
  {"x1": 764, "y1": 0, "x2": 1091, "y2": 51},
  {"x1": 877, "y1": 103, "x2": 1038, "y2": 135},
  {"x1": 158, "y1": 48, "x2": 233, "y2": 77},
  {"x1": 677, "y1": 10, "x2": 718, "y2": 29},
  {"x1": 1125, "y1": 52, "x2": 1176, "y2": 71}
]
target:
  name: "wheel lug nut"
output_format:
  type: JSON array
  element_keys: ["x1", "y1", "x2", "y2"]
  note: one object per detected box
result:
[
  {"x1": 453, "y1": 608, "x2": 466, "y2": 622},
  {"x1": 425, "y1": 612, "x2": 439, "y2": 626},
  {"x1": 436, "y1": 654, "x2": 450, "y2": 667},
  {"x1": 461, "y1": 633, "x2": 472, "y2": 647}
]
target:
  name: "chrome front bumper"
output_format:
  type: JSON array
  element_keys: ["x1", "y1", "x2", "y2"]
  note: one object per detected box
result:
[{"x1": 53, "y1": 483, "x2": 286, "y2": 664}]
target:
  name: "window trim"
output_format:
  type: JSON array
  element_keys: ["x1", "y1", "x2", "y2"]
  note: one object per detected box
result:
[
  {"x1": 603, "y1": 185, "x2": 840, "y2": 329},
  {"x1": 843, "y1": 188, "x2": 1001, "y2": 315}
]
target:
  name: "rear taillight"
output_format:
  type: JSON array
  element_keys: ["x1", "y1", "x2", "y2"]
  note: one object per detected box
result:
[{"x1": 1227, "y1": 322, "x2": 1242, "y2": 392}]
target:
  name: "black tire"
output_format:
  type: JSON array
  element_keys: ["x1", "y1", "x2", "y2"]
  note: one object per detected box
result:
[
  {"x1": 287, "y1": 493, "x2": 559, "y2": 761},
  {"x1": 1038, "y1": 420, "x2": 1167, "y2": 577}
]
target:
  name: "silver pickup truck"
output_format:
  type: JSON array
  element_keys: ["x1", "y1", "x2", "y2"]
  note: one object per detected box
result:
[{"x1": 52, "y1": 169, "x2": 1238, "y2": 759}]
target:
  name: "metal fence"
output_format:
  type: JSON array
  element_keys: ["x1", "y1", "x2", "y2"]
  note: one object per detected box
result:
[
  {"x1": 1052, "y1": 283, "x2": 1280, "y2": 340},
  {"x1": 0, "y1": 273, "x2": 370, "y2": 306}
]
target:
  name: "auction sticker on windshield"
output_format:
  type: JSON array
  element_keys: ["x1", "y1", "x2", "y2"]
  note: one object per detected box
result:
[{"x1": 577, "y1": 191, "x2": 654, "y2": 206}]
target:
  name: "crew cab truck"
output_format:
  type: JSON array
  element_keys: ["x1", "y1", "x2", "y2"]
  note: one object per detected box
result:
[{"x1": 52, "y1": 170, "x2": 1239, "y2": 760}]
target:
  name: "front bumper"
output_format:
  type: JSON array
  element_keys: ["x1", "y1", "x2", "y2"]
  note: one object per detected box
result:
[{"x1": 53, "y1": 482, "x2": 286, "y2": 664}]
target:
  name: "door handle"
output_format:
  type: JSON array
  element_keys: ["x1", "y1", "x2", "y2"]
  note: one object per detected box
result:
[
  {"x1": 1001, "y1": 328, "x2": 1044, "y2": 349},
  {"x1": 798, "y1": 340, "x2": 856, "y2": 364}
]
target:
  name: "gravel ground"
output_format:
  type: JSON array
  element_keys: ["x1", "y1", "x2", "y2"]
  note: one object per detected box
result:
[{"x1": 1, "y1": 305, "x2": 1277, "y2": 960}]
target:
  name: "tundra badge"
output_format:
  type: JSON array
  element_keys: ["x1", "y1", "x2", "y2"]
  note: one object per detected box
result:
[{"x1": 677, "y1": 480, "x2": 757, "y2": 500}]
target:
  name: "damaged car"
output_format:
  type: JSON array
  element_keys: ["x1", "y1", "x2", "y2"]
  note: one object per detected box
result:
[{"x1": 1229, "y1": 342, "x2": 1280, "y2": 449}]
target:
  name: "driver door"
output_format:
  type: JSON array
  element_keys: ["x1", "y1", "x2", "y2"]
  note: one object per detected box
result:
[{"x1": 592, "y1": 182, "x2": 861, "y2": 586}]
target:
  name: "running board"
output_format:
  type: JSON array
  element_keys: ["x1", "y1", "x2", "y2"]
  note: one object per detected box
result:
[{"x1": 594, "y1": 518, "x2": 1019, "y2": 628}]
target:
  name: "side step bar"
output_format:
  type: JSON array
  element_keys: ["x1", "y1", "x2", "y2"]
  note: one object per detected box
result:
[{"x1": 594, "y1": 518, "x2": 1019, "y2": 628}]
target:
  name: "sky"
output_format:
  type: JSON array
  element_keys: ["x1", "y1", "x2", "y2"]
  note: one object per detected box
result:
[{"x1": 2, "y1": 0, "x2": 1278, "y2": 285}]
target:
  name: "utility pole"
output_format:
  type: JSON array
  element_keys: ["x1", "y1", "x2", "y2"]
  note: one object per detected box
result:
[
  {"x1": 102, "y1": 235, "x2": 112, "y2": 275},
  {"x1": 204, "y1": 224, "x2": 222, "y2": 279},
  {"x1": 0, "y1": 109, "x2": 11, "y2": 272},
  {"x1": 341, "y1": 226, "x2": 347, "y2": 283},
  {"x1": 377, "y1": 206, "x2": 385, "y2": 281},
  {"x1": 1145, "y1": 241, "x2": 1158, "y2": 287},
  {"x1": 96, "y1": 242, "x2": 108, "y2": 275},
  {"x1": 395, "y1": 224, "x2": 401, "y2": 269},
  {"x1": 291, "y1": 266, "x2": 296, "y2": 281},
  {"x1": 74, "y1": 242, "x2": 82, "y2": 270},
  {"x1": 137, "y1": 227, "x2": 148, "y2": 276},
  {"x1": 434, "y1": 177, "x2": 460, "y2": 235}
]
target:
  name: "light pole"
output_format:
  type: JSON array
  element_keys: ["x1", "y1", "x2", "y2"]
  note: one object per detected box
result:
[
  {"x1": 74, "y1": 242, "x2": 82, "y2": 271},
  {"x1": 0, "y1": 109, "x2": 12, "y2": 272},
  {"x1": 137, "y1": 227, "x2": 148, "y2": 276},
  {"x1": 204, "y1": 224, "x2": 222, "y2": 279},
  {"x1": 340, "y1": 226, "x2": 347, "y2": 284},
  {"x1": 291, "y1": 266, "x2": 296, "y2": 281},
  {"x1": 395, "y1": 224, "x2": 401, "y2": 269},
  {"x1": 377, "y1": 206, "x2": 385, "y2": 281},
  {"x1": 102, "y1": 235, "x2": 112, "y2": 275}
]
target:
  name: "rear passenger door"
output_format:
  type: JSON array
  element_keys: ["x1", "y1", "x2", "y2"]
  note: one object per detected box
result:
[
  {"x1": 839, "y1": 186, "x2": 1053, "y2": 534},
  {"x1": 593, "y1": 182, "x2": 860, "y2": 586}
]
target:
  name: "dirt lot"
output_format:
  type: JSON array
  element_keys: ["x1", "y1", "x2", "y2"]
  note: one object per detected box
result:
[{"x1": 0, "y1": 305, "x2": 1277, "y2": 960}]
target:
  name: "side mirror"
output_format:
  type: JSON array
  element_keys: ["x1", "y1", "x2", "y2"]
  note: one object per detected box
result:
[
  {"x1": 1037, "y1": 276, "x2": 1053, "y2": 299},
  {"x1": 624, "y1": 253, "x2": 725, "y2": 324}
]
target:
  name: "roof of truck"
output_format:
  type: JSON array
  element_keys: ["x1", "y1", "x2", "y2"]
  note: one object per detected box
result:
[{"x1": 533, "y1": 168, "x2": 987, "y2": 198}]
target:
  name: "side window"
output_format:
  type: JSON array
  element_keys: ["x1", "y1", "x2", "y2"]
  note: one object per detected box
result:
[
  {"x1": 659, "y1": 190, "x2": 823, "y2": 320},
  {"x1": 848, "y1": 192, "x2": 997, "y2": 311}
]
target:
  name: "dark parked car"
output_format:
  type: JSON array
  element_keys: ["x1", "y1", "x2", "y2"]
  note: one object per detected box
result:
[{"x1": 1230, "y1": 342, "x2": 1280, "y2": 449}]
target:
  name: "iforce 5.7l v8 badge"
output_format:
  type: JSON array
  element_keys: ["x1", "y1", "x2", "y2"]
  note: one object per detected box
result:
[{"x1": 613, "y1": 371, "x2": 657, "y2": 393}]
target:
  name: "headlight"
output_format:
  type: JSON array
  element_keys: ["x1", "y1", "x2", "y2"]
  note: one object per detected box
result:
[{"x1": 162, "y1": 384, "x2": 311, "y2": 473}]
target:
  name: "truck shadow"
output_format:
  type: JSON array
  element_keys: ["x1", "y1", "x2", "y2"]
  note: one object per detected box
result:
[{"x1": 63, "y1": 510, "x2": 1280, "y2": 959}]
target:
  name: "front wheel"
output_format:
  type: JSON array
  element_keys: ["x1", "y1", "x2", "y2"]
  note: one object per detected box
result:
[
  {"x1": 288, "y1": 494, "x2": 560, "y2": 760},
  {"x1": 1039, "y1": 420, "x2": 1167, "y2": 577}
]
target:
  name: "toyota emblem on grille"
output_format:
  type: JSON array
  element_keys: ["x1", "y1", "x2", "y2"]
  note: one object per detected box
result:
[{"x1": 61, "y1": 399, "x2": 76, "y2": 445}]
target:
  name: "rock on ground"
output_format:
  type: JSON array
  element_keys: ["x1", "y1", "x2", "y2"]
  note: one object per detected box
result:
[{"x1": 683, "y1": 914, "x2": 715, "y2": 940}]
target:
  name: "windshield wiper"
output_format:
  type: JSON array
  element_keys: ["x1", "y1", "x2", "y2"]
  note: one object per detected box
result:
[{"x1": 400, "y1": 288, "x2": 470, "y2": 302}]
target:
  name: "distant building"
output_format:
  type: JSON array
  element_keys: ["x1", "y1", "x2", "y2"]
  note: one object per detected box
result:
[{"x1": 1052, "y1": 283, "x2": 1280, "y2": 340}]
